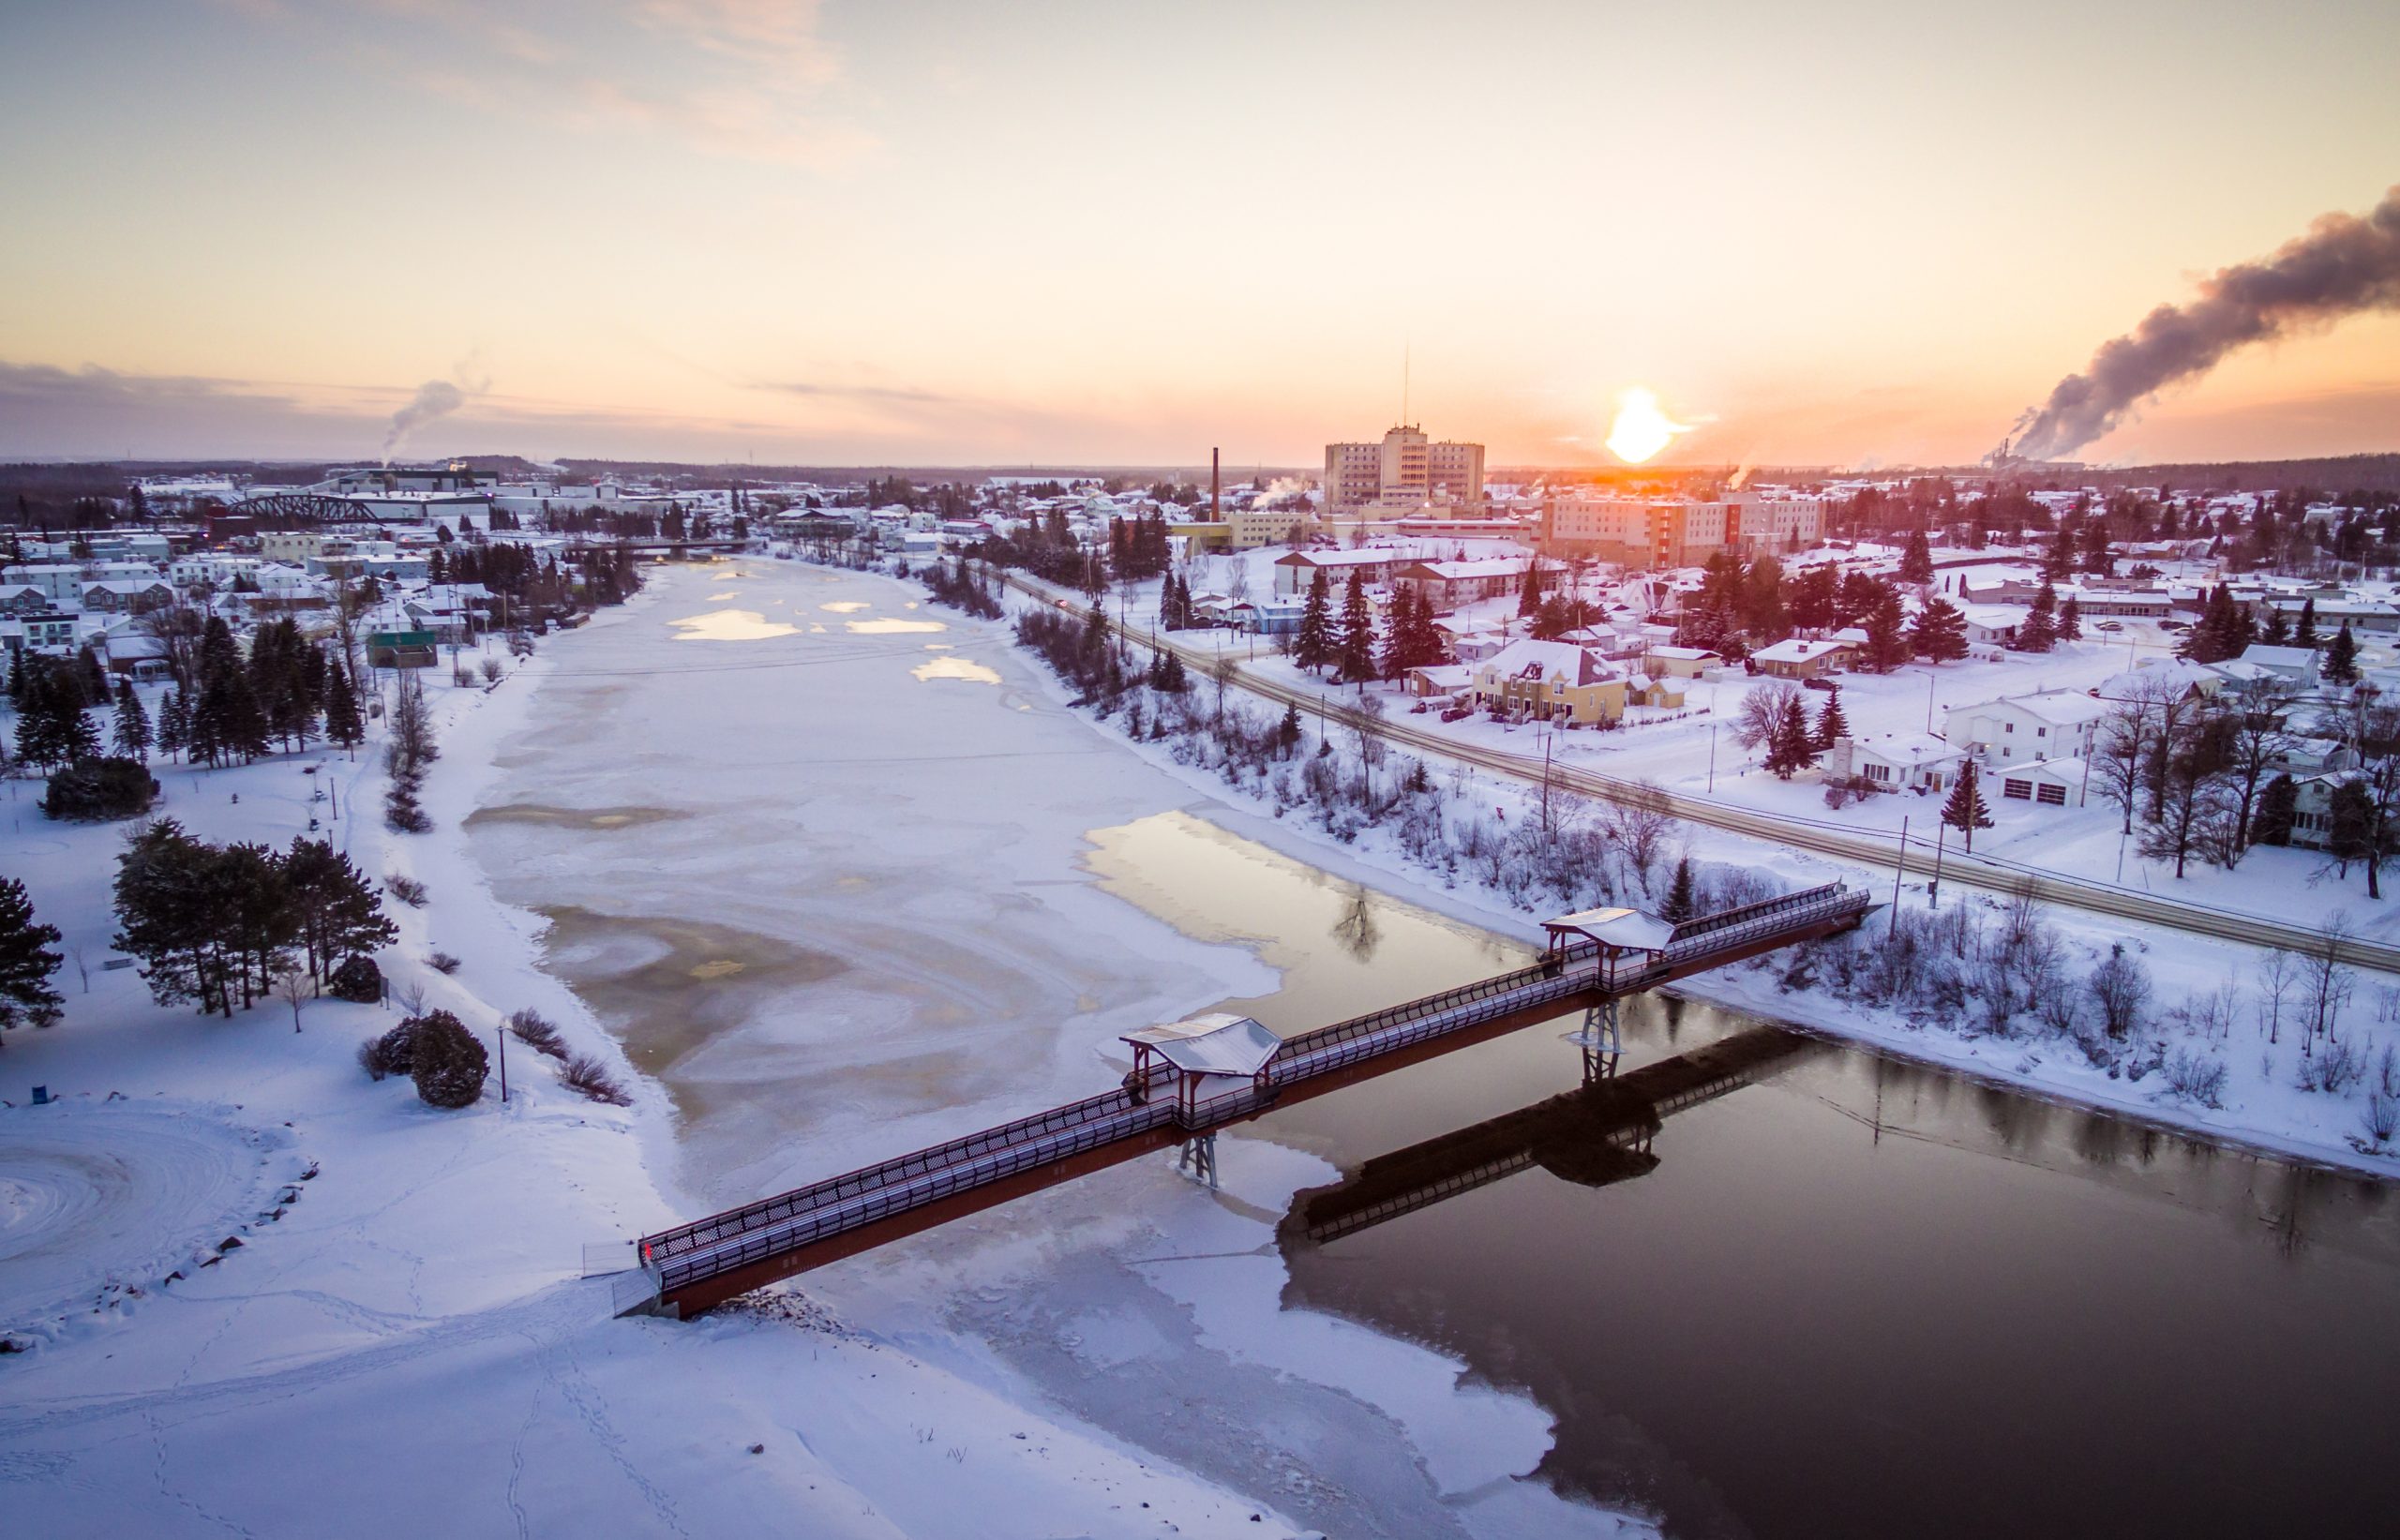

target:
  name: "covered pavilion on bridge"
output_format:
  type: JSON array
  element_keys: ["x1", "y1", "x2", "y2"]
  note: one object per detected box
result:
[
  {"x1": 1541, "y1": 905, "x2": 1676, "y2": 991},
  {"x1": 1119, "y1": 1012, "x2": 1282, "y2": 1118}
]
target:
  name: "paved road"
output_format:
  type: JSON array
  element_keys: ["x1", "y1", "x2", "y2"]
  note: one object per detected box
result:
[{"x1": 997, "y1": 570, "x2": 2400, "y2": 974}]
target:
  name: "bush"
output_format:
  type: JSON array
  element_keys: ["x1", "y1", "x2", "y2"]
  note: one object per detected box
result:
[
  {"x1": 480, "y1": 657, "x2": 503, "y2": 684},
  {"x1": 507, "y1": 1009, "x2": 568, "y2": 1060},
  {"x1": 327, "y1": 954, "x2": 383, "y2": 1004},
  {"x1": 2161, "y1": 1049, "x2": 2228, "y2": 1108},
  {"x1": 384, "y1": 775, "x2": 431, "y2": 834},
  {"x1": 384, "y1": 875, "x2": 428, "y2": 907},
  {"x1": 427, "y1": 951, "x2": 462, "y2": 975},
  {"x1": 359, "y1": 1019, "x2": 419, "y2": 1080},
  {"x1": 41, "y1": 756, "x2": 159, "y2": 821},
  {"x1": 561, "y1": 1053, "x2": 631, "y2": 1106},
  {"x1": 407, "y1": 1009, "x2": 488, "y2": 1108}
]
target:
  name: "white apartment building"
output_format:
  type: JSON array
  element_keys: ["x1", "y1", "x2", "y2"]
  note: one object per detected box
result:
[
  {"x1": 1944, "y1": 690, "x2": 2111, "y2": 766},
  {"x1": 1324, "y1": 426, "x2": 1485, "y2": 515}
]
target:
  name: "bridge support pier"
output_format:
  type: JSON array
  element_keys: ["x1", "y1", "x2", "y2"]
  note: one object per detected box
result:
[
  {"x1": 1577, "y1": 998, "x2": 1622, "y2": 1084},
  {"x1": 1178, "y1": 1132, "x2": 1219, "y2": 1189}
]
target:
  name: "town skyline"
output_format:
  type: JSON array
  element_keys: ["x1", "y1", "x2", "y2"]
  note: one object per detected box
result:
[{"x1": 3, "y1": 2, "x2": 2396, "y2": 468}]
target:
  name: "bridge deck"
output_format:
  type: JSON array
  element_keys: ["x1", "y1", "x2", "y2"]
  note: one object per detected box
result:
[{"x1": 615, "y1": 882, "x2": 1868, "y2": 1316}]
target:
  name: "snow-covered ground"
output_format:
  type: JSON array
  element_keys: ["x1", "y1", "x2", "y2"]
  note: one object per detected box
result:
[{"x1": 0, "y1": 563, "x2": 1657, "y2": 1539}]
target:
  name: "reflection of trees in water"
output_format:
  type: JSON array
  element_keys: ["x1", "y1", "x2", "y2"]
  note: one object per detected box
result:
[{"x1": 1330, "y1": 881, "x2": 1381, "y2": 962}]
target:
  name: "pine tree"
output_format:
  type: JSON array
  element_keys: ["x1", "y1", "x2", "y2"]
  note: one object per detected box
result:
[
  {"x1": 1909, "y1": 596, "x2": 1969, "y2": 663},
  {"x1": 2014, "y1": 607, "x2": 2057, "y2": 653},
  {"x1": 2259, "y1": 606, "x2": 2291, "y2": 646},
  {"x1": 111, "y1": 678, "x2": 150, "y2": 760},
  {"x1": 156, "y1": 687, "x2": 188, "y2": 761},
  {"x1": 0, "y1": 875, "x2": 65, "y2": 1035},
  {"x1": 1276, "y1": 699, "x2": 1304, "y2": 754},
  {"x1": 1941, "y1": 761, "x2": 1994, "y2": 853},
  {"x1": 278, "y1": 838, "x2": 398, "y2": 985},
  {"x1": 1378, "y1": 587, "x2": 1416, "y2": 680},
  {"x1": 1898, "y1": 529, "x2": 1934, "y2": 586},
  {"x1": 2056, "y1": 594, "x2": 2082, "y2": 641},
  {"x1": 1764, "y1": 694, "x2": 1817, "y2": 779},
  {"x1": 218, "y1": 669, "x2": 271, "y2": 762},
  {"x1": 1862, "y1": 585, "x2": 1912, "y2": 671},
  {"x1": 1660, "y1": 858, "x2": 1696, "y2": 924},
  {"x1": 2294, "y1": 597, "x2": 2318, "y2": 646},
  {"x1": 323, "y1": 664, "x2": 363, "y2": 755},
  {"x1": 1294, "y1": 570, "x2": 1335, "y2": 673},
  {"x1": 1812, "y1": 687, "x2": 1850, "y2": 752},
  {"x1": 2325, "y1": 622, "x2": 2359, "y2": 684},
  {"x1": 1336, "y1": 571, "x2": 1375, "y2": 684},
  {"x1": 1516, "y1": 558, "x2": 1545, "y2": 618}
]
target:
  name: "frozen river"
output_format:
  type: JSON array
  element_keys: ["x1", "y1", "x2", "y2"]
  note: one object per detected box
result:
[{"x1": 476, "y1": 560, "x2": 2400, "y2": 1539}]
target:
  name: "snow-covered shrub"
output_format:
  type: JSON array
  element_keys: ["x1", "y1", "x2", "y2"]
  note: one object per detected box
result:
[
  {"x1": 384, "y1": 875, "x2": 428, "y2": 907},
  {"x1": 2089, "y1": 948, "x2": 2151, "y2": 1039},
  {"x1": 359, "y1": 1020, "x2": 419, "y2": 1081},
  {"x1": 40, "y1": 756, "x2": 159, "y2": 821},
  {"x1": 2161, "y1": 1048, "x2": 2228, "y2": 1108},
  {"x1": 507, "y1": 1009, "x2": 568, "y2": 1060},
  {"x1": 561, "y1": 1054, "x2": 631, "y2": 1106},
  {"x1": 427, "y1": 951, "x2": 462, "y2": 975},
  {"x1": 2297, "y1": 1033, "x2": 2364, "y2": 1096},
  {"x1": 328, "y1": 954, "x2": 383, "y2": 1004},
  {"x1": 408, "y1": 1010, "x2": 488, "y2": 1109}
]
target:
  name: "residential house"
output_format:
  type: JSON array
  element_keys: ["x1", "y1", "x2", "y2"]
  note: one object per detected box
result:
[
  {"x1": 1945, "y1": 690, "x2": 2111, "y2": 765},
  {"x1": 2234, "y1": 643, "x2": 2321, "y2": 690},
  {"x1": 80, "y1": 578, "x2": 175, "y2": 615},
  {"x1": 1470, "y1": 638, "x2": 1628, "y2": 725},
  {"x1": 1391, "y1": 557, "x2": 1531, "y2": 609},
  {"x1": 1824, "y1": 732, "x2": 1966, "y2": 795},
  {"x1": 1642, "y1": 644, "x2": 1719, "y2": 680},
  {"x1": 1271, "y1": 548, "x2": 1412, "y2": 595},
  {"x1": 1403, "y1": 663, "x2": 1474, "y2": 699},
  {"x1": 1750, "y1": 635, "x2": 1854, "y2": 680},
  {"x1": 1958, "y1": 604, "x2": 2029, "y2": 648}
]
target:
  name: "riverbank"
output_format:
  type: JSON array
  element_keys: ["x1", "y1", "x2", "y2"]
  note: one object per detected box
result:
[
  {"x1": 0, "y1": 572, "x2": 1347, "y2": 1539},
  {"x1": 959, "y1": 571, "x2": 2400, "y2": 1181}
]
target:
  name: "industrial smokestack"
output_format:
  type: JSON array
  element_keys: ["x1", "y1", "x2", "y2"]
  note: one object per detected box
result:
[
  {"x1": 2009, "y1": 185, "x2": 2400, "y2": 462},
  {"x1": 1211, "y1": 447, "x2": 1220, "y2": 519}
]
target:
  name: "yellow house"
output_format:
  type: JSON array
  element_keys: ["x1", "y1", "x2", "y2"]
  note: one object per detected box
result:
[{"x1": 1472, "y1": 638, "x2": 1628, "y2": 725}]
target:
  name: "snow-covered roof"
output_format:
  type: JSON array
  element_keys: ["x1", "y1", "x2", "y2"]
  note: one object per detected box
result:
[
  {"x1": 1958, "y1": 689, "x2": 2111, "y2": 726},
  {"x1": 1480, "y1": 637, "x2": 1618, "y2": 686},
  {"x1": 1119, "y1": 1013, "x2": 1280, "y2": 1077},
  {"x1": 1751, "y1": 636, "x2": 1851, "y2": 665},
  {"x1": 2239, "y1": 644, "x2": 2318, "y2": 671},
  {"x1": 1852, "y1": 731, "x2": 1965, "y2": 768},
  {"x1": 1544, "y1": 906, "x2": 1677, "y2": 953}
]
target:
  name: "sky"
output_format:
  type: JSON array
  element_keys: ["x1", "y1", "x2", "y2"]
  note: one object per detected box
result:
[{"x1": 1, "y1": 0, "x2": 2395, "y2": 470}]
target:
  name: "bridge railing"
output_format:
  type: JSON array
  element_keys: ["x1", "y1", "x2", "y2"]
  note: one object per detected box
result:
[
  {"x1": 638, "y1": 1069, "x2": 1175, "y2": 1263},
  {"x1": 1269, "y1": 943, "x2": 1597, "y2": 1066},
  {"x1": 654, "y1": 1096, "x2": 1178, "y2": 1293}
]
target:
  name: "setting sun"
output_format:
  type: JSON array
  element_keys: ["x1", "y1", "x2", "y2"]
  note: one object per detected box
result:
[{"x1": 1603, "y1": 387, "x2": 1693, "y2": 464}]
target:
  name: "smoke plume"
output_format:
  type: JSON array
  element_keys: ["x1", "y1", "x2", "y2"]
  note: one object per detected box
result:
[
  {"x1": 2010, "y1": 185, "x2": 2400, "y2": 462},
  {"x1": 382, "y1": 379, "x2": 468, "y2": 463}
]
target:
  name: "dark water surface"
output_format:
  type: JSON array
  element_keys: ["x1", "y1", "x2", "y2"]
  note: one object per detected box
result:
[{"x1": 1093, "y1": 813, "x2": 2400, "y2": 1540}]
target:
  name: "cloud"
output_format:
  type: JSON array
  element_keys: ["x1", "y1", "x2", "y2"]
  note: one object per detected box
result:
[{"x1": 237, "y1": 1, "x2": 868, "y2": 169}]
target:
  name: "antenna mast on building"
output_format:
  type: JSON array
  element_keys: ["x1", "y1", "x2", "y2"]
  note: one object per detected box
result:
[{"x1": 1402, "y1": 341, "x2": 1411, "y2": 428}]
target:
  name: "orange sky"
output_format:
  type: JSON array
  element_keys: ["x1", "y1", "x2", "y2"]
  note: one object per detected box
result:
[{"x1": 2, "y1": 1, "x2": 2394, "y2": 468}]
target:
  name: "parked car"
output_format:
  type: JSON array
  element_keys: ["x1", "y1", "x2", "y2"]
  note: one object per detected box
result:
[
  {"x1": 2096, "y1": 620, "x2": 2122, "y2": 632},
  {"x1": 2158, "y1": 620, "x2": 2189, "y2": 632},
  {"x1": 1440, "y1": 706, "x2": 1474, "y2": 723},
  {"x1": 1801, "y1": 676, "x2": 1837, "y2": 691}
]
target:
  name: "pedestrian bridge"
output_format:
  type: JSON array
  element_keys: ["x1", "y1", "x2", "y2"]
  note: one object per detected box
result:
[{"x1": 604, "y1": 881, "x2": 1871, "y2": 1317}]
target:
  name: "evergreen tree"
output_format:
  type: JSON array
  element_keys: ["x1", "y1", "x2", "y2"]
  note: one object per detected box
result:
[
  {"x1": 1335, "y1": 571, "x2": 1375, "y2": 684},
  {"x1": 278, "y1": 838, "x2": 398, "y2": 986},
  {"x1": 1660, "y1": 858, "x2": 1696, "y2": 924},
  {"x1": 217, "y1": 669, "x2": 271, "y2": 762},
  {"x1": 1862, "y1": 585, "x2": 1912, "y2": 671},
  {"x1": 2325, "y1": 622, "x2": 2360, "y2": 684},
  {"x1": 1378, "y1": 587, "x2": 1417, "y2": 680},
  {"x1": 0, "y1": 875, "x2": 65, "y2": 1036},
  {"x1": 2294, "y1": 597, "x2": 2318, "y2": 646},
  {"x1": 322, "y1": 664, "x2": 363, "y2": 754},
  {"x1": 1763, "y1": 694, "x2": 1818, "y2": 779},
  {"x1": 156, "y1": 686, "x2": 188, "y2": 761},
  {"x1": 111, "y1": 677, "x2": 150, "y2": 759},
  {"x1": 2259, "y1": 606, "x2": 2291, "y2": 645},
  {"x1": 1898, "y1": 528, "x2": 1934, "y2": 586},
  {"x1": 1516, "y1": 558, "x2": 1545, "y2": 619},
  {"x1": 2056, "y1": 594, "x2": 2082, "y2": 641},
  {"x1": 198, "y1": 613, "x2": 240, "y2": 682},
  {"x1": 1812, "y1": 687, "x2": 1850, "y2": 752},
  {"x1": 2013, "y1": 607, "x2": 2057, "y2": 653},
  {"x1": 1276, "y1": 699, "x2": 1304, "y2": 754},
  {"x1": 2253, "y1": 773, "x2": 2298, "y2": 846},
  {"x1": 76, "y1": 647, "x2": 110, "y2": 704},
  {"x1": 1941, "y1": 761, "x2": 1994, "y2": 853},
  {"x1": 1909, "y1": 595, "x2": 1970, "y2": 663},
  {"x1": 1294, "y1": 570, "x2": 1335, "y2": 673}
]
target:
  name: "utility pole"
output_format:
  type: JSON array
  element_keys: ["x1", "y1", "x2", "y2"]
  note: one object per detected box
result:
[
  {"x1": 1889, "y1": 815, "x2": 1909, "y2": 940},
  {"x1": 1706, "y1": 721, "x2": 1718, "y2": 792},
  {"x1": 1929, "y1": 819, "x2": 1944, "y2": 909}
]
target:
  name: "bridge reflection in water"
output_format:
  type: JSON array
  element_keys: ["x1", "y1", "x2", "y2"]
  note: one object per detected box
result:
[{"x1": 1286, "y1": 1026, "x2": 1819, "y2": 1248}]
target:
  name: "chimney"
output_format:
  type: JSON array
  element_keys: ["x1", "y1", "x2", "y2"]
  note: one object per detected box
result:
[{"x1": 1211, "y1": 448, "x2": 1221, "y2": 520}]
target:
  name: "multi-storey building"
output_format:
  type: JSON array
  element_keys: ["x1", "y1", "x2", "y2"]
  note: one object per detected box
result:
[
  {"x1": 1324, "y1": 426, "x2": 1485, "y2": 515},
  {"x1": 1540, "y1": 493, "x2": 1823, "y2": 568}
]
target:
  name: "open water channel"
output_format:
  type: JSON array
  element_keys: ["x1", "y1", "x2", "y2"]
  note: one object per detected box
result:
[{"x1": 477, "y1": 561, "x2": 2399, "y2": 1539}]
